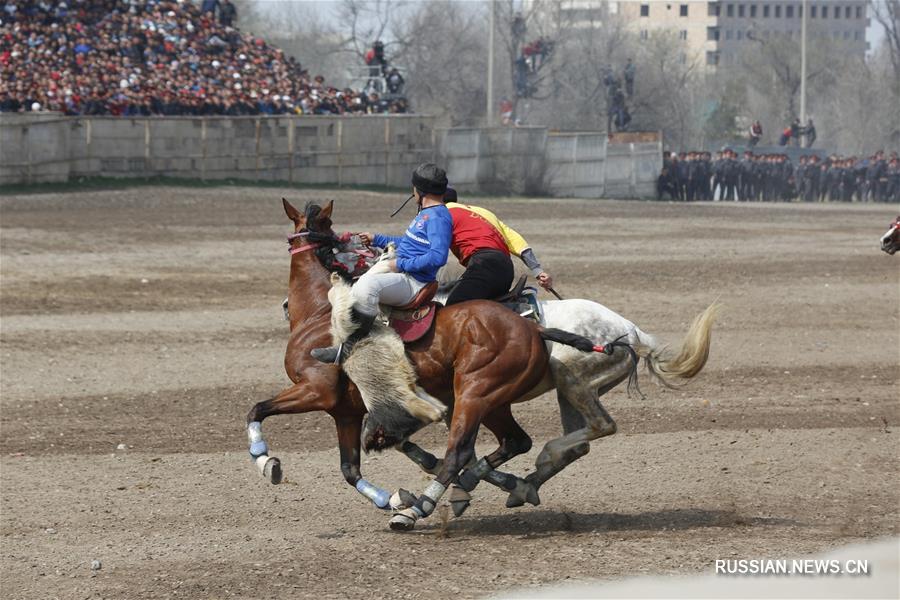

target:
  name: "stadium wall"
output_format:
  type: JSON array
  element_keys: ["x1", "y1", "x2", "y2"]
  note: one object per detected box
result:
[{"x1": 0, "y1": 114, "x2": 661, "y2": 198}]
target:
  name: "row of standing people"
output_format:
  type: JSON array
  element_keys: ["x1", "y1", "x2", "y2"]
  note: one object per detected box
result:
[
  {"x1": 659, "y1": 150, "x2": 900, "y2": 203},
  {"x1": 794, "y1": 152, "x2": 899, "y2": 203}
]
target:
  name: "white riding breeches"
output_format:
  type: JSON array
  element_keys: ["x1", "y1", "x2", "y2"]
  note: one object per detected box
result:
[{"x1": 351, "y1": 270, "x2": 425, "y2": 316}]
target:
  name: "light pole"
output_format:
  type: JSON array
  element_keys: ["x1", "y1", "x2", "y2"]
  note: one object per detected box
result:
[
  {"x1": 800, "y1": 0, "x2": 808, "y2": 143},
  {"x1": 487, "y1": 0, "x2": 495, "y2": 127}
]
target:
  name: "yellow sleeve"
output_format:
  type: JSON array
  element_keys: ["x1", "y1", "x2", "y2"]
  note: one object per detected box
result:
[
  {"x1": 494, "y1": 218, "x2": 530, "y2": 257},
  {"x1": 463, "y1": 204, "x2": 531, "y2": 256}
]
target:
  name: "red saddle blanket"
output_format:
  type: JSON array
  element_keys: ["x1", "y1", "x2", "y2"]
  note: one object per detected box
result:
[{"x1": 389, "y1": 302, "x2": 438, "y2": 343}]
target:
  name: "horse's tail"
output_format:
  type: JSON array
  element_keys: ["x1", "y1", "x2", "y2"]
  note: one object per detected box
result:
[
  {"x1": 541, "y1": 326, "x2": 644, "y2": 397},
  {"x1": 539, "y1": 328, "x2": 600, "y2": 353},
  {"x1": 640, "y1": 303, "x2": 721, "y2": 388}
]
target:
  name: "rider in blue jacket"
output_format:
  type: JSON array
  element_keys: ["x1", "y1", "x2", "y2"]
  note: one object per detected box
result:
[{"x1": 311, "y1": 163, "x2": 452, "y2": 364}]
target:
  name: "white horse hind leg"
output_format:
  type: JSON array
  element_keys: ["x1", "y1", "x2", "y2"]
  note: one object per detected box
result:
[
  {"x1": 508, "y1": 355, "x2": 628, "y2": 507},
  {"x1": 247, "y1": 421, "x2": 282, "y2": 484}
]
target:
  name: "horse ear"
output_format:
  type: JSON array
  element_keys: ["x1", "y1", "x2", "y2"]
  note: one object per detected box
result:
[
  {"x1": 320, "y1": 199, "x2": 334, "y2": 220},
  {"x1": 283, "y1": 198, "x2": 301, "y2": 225}
]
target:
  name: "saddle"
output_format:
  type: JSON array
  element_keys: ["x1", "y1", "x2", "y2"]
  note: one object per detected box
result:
[
  {"x1": 494, "y1": 275, "x2": 528, "y2": 303},
  {"x1": 387, "y1": 276, "x2": 543, "y2": 344},
  {"x1": 497, "y1": 275, "x2": 543, "y2": 323},
  {"x1": 388, "y1": 281, "x2": 439, "y2": 343}
]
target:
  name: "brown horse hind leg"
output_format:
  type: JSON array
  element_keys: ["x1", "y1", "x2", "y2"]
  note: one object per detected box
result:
[
  {"x1": 396, "y1": 439, "x2": 531, "y2": 517},
  {"x1": 389, "y1": 405, "x2": 485, "y2": 531},
  {"x1": 450, "y1": 404, "x2": 534, "y2": 517}
]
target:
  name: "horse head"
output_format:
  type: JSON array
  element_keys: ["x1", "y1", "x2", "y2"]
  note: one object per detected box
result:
[
  {"x1": 880, "y1": 217, "x2": 900, "y2": 255},
  {"x1": 283, "y1": 197, "x2": 335, "y2": 237}
]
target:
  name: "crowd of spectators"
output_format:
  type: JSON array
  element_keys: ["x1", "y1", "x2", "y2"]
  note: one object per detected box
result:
[
  {"x1": 658, "y1": 149, "x2": 900, "y2": 203},
  {"x1": 0, "y1": 0, "x2": 409, "y2": 116}
]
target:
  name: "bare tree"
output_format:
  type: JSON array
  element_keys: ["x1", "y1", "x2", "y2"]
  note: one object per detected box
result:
[
  {"x1": 491, "y1": 0, "x2": 564, "y2": 123},
  {"x1": 529, "y1": 2, "x2": 633, "y2": 130},
  {"x1": 334, "y1": 0, "x2": 408, "y2": 62},
  {"x1": 232, "y1": 1, "x2": 345, "y2": 83},
  {"x1": 816, "y1": 45, "x2": 900, "y2": 153},
  {"x1": 391, "y1": 1, "x2": 488, "y2": 125},
  {"x1": 871, "y1": 0, "x2": 900, "y2": 82}
]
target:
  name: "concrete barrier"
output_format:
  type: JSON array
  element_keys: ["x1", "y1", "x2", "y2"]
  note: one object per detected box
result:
[{"x1": 0, "y1": 114, "x2": 661, "y2": 198}]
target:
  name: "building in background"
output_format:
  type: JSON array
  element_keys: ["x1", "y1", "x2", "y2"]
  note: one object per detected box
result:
[
  {"x1": 619, "y1": 0, "x2": 869, "y2": 67},
  {"x1": 554, "y1": 1, "x2": 869, "y2": 68}
]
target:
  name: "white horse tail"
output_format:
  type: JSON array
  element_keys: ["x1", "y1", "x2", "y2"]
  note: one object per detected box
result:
[{"x1": 641, "y1": 302, "x2": 721, "y2": 387}]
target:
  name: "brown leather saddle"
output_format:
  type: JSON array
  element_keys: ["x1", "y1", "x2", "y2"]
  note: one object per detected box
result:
[
  {"x1": 388, "y1": 276, "x2": 538, "y2": 343},
  {"x1": 388, "y1": 281, "x2": 440, "y2": 343}
]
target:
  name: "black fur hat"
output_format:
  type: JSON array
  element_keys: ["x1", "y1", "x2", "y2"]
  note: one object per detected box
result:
[
  {"x1": 411, "y1": 163, "x2": 448, "y2": 196},
  {"x1": 443, "y1": 187, "x2": 458, "y2": 202}
]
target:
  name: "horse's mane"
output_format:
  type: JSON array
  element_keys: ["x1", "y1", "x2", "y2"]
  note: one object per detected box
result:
[
  {"x1": 303, "y1": 201, "x2": 321, "y2": 222},
  {"x1": 303, "y1": 201, "x2": 335, "y2": 234}
]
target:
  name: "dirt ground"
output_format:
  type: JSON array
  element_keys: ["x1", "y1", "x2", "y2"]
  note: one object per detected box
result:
[{"x1": 1, "y1": 186, "x2": 898, "y2": 600}]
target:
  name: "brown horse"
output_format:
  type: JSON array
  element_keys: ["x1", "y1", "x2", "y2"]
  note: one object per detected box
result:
[{"x1": 247, "y1": 198, "x2": 636, "y2": 531}]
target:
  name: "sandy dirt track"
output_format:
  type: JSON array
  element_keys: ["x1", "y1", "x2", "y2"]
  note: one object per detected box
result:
[{"x1": 1, "y1": 187, "x2": 898, "y2": 599}]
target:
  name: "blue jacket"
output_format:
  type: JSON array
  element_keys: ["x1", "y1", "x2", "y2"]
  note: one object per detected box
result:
[{"x1": 373, "y1": 204, "x2": 452, "y2": 283}]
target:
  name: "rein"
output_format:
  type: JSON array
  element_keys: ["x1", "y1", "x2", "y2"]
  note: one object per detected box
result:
[
  {"x1": 287, "y1": 231, "x2": 336, "y2": 255},
  {"x1": 287, "y1": 232, "x2": 322, "y2": 255},
  {"x1": 286, "y1": 229, "x2": 383, "y2": 279}
]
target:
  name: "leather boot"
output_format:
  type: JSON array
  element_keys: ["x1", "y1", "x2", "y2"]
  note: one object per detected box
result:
[{"x1": 310, "y1": 309, "x2": 377, "y2": 364}]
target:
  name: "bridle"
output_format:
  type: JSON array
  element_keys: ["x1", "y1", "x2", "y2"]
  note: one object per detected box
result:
[
  {"x1": 286, "y1": 227, "x2": 380, "y2": 280},
  {"x1": 287, "y1": 228, "x2": 342, "y2": 255},
  {"x1": 286, "y1": 231, "x2": 322, "y2": 255}
]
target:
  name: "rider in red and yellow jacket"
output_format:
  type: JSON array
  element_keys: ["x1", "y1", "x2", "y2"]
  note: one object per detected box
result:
[{"x1": 443, "y1": 187, "x2": 553, "y2": 305}]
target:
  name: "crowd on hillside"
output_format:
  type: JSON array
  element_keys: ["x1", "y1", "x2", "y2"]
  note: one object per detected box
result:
[
  {"x1": 659, "y1": 149, "x2": 900, "y2": 203},
  {"x1": 0, "y1": 0, "x2": 408, "y2": 116}
]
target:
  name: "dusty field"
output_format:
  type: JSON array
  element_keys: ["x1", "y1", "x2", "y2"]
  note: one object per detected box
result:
[{"x1": 1, "y1": 186, "x2": 898, "y2": 599}]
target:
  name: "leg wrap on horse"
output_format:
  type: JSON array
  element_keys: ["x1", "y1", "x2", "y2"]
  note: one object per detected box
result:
[
  {"x1": 247, "y1": 421, "x2": 268, "y2": 458},
  {"x1": 355, "y1": 479, "x2": 392, "y2": 509},
  {"x1": 400, "y1": 441, "x2": 442, "y2": 474},
  {"x1": 456, "y1": 457, "x2": 493, "y2": 492},
  {"x1": 247, "y1": 421, "x2": 281, "y2": 484},
  {"x1": 411, "y1": 481, "x2": 447, "y2": 518}
]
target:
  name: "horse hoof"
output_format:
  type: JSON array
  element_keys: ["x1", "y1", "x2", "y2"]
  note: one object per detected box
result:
[
  {"x1": 451, "y1": 500, "x2": 470, "y2": 517},
  {"x1": 505, "y1": 479, "x2": 540, "y2": 508},
  {"x1": 389, "y1": 509, "x2": 417, "y2": 531},
  {"x1": 449, "y1": 485, "x2": 472, "y2": 517},
  {"x1": 263, "y1": 457, "x2": 282, "y2": 485},
  {"x1": 505, "y1": 494, "x2": 525, "y2": 509},
  {"x1": 523, "y1": 475, "x2": 541, "y2": 506},
  {"x1": 389, "y1": 489, "x2": 418, "y2": 510}
]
